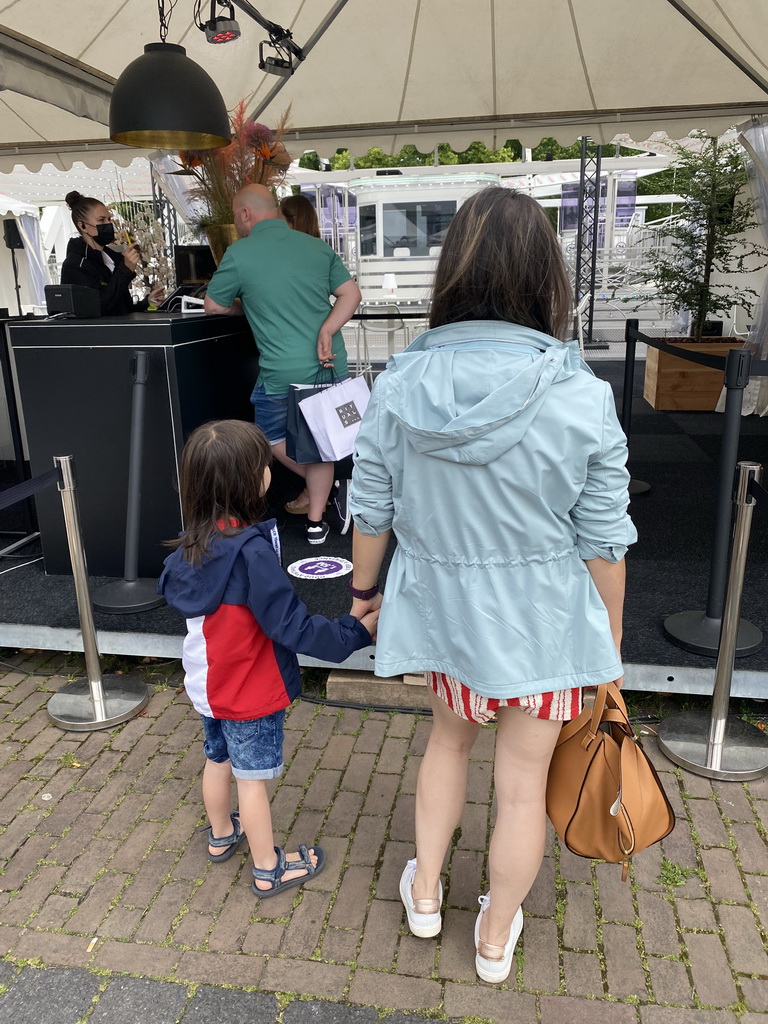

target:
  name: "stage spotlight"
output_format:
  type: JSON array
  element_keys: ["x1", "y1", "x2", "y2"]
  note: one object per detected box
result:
[
  {"x1": 204, "y1": 2, "x2": 241, "y2": 43},
  {"x1": 259, "y1": 39, "x2": 295, "y2": 76}
]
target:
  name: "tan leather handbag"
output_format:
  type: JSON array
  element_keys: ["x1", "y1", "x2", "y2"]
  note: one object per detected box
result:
[{"x1": 546, "y1": 681, "x2": 675, "y2": 880}]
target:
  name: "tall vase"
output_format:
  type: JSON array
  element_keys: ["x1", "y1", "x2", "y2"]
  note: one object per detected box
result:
[{"x1": 206, "y1": 224, "x2": 239, "y2": 265}]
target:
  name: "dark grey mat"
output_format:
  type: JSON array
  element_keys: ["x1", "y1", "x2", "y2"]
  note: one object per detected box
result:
[{"x1": 0, "y1": 361, "x2": 766, "y2": 674}]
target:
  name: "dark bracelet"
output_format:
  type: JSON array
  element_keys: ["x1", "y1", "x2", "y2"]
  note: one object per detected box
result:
[{"x1": 347, "y1": 580, "x2": 380, "y2": 601}]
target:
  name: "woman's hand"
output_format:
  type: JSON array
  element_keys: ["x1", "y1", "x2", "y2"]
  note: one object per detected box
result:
[
  {"x1": 359, "y1": 609, "x2": 380, "y2": 640},
  {"x1": 148, "y1": 284, "x2": 165, "y2": 306},
  {"x1": 123, "y1": 244, "x2": 141, "y2": 273},
  {"x1": 349, "y1": 592, "x2": 383, "y2": 621}
]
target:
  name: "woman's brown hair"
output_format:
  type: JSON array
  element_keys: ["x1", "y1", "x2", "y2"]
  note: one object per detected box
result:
[
  {"x1": 280, "y1": 194, "x2": 321, "y2": 238},
  {"x1": 167, "y1": 420, "x2": 272, "y2": 565},
  {"x1": 65, "y1": 191, "x2": 101, "y2": 231},
  {"x1": 429, "y1": 186, "x2": 573, "y2": 340}
]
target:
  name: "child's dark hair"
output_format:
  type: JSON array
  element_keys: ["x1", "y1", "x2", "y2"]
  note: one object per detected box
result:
[{"x1": 168, "y1": 420, "x2": 272, "y2": 565}]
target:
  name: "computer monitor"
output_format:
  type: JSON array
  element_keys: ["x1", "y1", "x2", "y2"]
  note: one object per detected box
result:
[{"x1": 174, "y1": 244, "x2": 217, "y2": 286}]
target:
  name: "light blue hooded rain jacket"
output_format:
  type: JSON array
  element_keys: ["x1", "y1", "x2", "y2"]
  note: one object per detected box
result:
[{"x1": 349, "y1": 320, "x2": 637, "y2": 699}]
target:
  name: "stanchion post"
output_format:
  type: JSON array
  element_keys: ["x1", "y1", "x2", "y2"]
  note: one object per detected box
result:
[
  {"x1": 124, "y1": 350, "x2": 148, "y2": 583},
  {"x1": 54, "y1": 455, "x2": 107, "y2": 720},
  {"x1": 91, "y1": 349, "x2": 164, "y2": 613},
  {"x1": 663, "y1": 347, "x2": 762, "y2": 656},
  {"x1": 621, "y1": 319, "x2": 650, "y2": 496},
  {"x1": 706, "y1": 348, "x2": 752, "y2": 620},
  {"x1": 621, "y1": 319, "x2": 638, "y2": 437},
  {"x1": 707, "y1": 461, "x2": 763, "y2": 772},
  {"x1": 657, "y1": 462, "x2": 768, "y2": 780},
  {"x1": 46, "y1": 454, "x2": 149, "y2": 732}
]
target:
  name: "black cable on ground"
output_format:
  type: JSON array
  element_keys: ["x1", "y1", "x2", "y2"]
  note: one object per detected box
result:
[
  {"x1": 300, "y1": 692, "x2": 432, "y2": 716},
  {"x1": 299, "y1": 692, "x2": 676, "y2": 726},
  {"x1": 0, "y1": 658, "x2": 60, "y2": 676}
]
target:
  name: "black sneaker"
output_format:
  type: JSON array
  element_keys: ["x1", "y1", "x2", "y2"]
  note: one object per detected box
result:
[
  {"x1": 305, "y1": 521, "x2": 330, "y2": 545},
  {"x1": 327, "y1": 479, "x2": 352, "y2": 536}
]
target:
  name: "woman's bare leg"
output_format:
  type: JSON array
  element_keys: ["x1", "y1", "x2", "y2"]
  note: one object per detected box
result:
[
  {"x1": 412, "y1": 689, "x2": 480, "y2": 901},
  {"x1": 480, "y1": 708, "x2": 561, "y2": 946}
]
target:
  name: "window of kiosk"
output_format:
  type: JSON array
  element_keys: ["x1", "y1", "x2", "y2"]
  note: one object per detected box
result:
[
  {"x1": 382, "y1": 201, "x2": 456, "y2": 257},
  {"x1": 360, "y1": 204, "x2": 377, "y2": 256}
]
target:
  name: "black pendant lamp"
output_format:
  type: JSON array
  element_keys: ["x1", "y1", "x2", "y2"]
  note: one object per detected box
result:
[{"x1": 109, "y1": 42, "x2": 231, "y2": 150}]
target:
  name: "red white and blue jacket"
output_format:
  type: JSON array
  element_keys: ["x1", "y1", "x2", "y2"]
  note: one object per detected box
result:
[{"x1": 158, "y1": 522, "x2": 370, "y2": 720}]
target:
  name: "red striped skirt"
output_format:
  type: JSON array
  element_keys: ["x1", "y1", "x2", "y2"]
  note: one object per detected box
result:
[{"x1": 426, "y1": 671, "x2": 582, "y2": 724}]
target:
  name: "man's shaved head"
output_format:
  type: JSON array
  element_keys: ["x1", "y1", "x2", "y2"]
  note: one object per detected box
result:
[
  {"x1": 232, "y1": 184, "x2": 279, "y2": 237},
  {"x1": 235, "y1": 184, "x2": 278, "y2": 217}
]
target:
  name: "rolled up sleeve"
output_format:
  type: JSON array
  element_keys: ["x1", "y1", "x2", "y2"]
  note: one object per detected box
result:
[
  {"x1": 349, "y1": 379, "x2": 395, "y2": 536},
  {"x1": 570, "y1": 385, "x2": 638, "y2": 562}
]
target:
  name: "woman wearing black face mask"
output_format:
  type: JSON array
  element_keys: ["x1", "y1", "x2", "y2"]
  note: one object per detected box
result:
[{"x1": 60, "y1": 191, "x2": 164, "y2": 316}]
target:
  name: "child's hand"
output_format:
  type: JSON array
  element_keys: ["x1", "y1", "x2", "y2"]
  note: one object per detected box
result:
[{"x1": 360, "y1": 609, "x2": 379, "y2": 640}]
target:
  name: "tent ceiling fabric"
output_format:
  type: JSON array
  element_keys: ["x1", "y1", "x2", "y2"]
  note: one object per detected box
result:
[{"x1": 0, "y1": 0, "x2": 767, "y2": 172}]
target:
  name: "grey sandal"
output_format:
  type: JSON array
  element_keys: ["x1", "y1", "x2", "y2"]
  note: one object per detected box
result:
[
  {"x1": 251, "y1": 844, "x2": 325, "y2": 898},
  {"x1": 206, "y1": 812, "x2": 245, "y2": 862}
]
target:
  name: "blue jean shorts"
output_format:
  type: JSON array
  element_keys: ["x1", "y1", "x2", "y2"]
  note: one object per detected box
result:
[
  {"x1": 201, "y1": 710, "x2": 285, "y2": 780},
  {"x1": 251, "y1": 382, "x2": 288, "y2": 445}
]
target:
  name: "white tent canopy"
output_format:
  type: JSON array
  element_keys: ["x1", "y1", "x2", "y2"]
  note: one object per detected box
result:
[
  {"x1": 0, "y1": 1, "x2": 767, "y2": 171},
  {"x1": 0, "y1": 192, "x2": 39, "y2": 218}
]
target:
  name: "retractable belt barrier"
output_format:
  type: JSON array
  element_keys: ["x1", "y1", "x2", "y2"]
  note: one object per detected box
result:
[
  {"x1": 658, "y1": 462, "x2": 768, "y2": 781},
  {"x1": 0, "y1": 467, "x2": 61, "y2": 510},
  {"x1": 622, "y1": 319, "x2": 767, "y2": 659},
  {"x1": 0, "y1": 456, "x2": 149, "y2": 732},
  {"x1": 749, "y1": 476, "x2": 768, "y2": 508}
]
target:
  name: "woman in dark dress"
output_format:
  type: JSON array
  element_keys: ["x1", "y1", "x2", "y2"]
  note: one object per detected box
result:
[{"x1": 60, "y1": 191, "x2": 163, "y2": 316}]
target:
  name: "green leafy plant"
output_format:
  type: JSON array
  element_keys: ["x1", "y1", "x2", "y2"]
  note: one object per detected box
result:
[
  {"x1": 640, "y1": 134, "x2": 768, "y2": 341},
  {"x1": 657, "y1": 857, "x2": 691, "y2": 887}
]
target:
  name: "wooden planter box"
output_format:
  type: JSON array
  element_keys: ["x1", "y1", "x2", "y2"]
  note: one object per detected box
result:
[{"x1": 643, "y1": 340, "x2": 745, "y2": 411}]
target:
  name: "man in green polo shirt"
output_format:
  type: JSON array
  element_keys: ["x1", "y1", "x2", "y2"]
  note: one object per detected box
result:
[{"x1": 204, "y1": 184, "x2": 361, "y2": 545}]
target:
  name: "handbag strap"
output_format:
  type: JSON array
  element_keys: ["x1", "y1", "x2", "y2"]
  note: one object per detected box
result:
[{"x1": 555, "y1": 683, "x2": 608, "y2": 747}]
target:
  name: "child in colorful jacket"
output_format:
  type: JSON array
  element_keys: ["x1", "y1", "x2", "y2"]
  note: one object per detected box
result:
[{"x1": 159, "y1": 419, "x2": 377, "y2": 896}]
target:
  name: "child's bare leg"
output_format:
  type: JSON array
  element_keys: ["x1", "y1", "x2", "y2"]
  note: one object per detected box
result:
[
  {"x1": 236, "y1": 778, "x2": 318, "y2": 890},
  {"x1": 202, "y1": 758, "x2": 236, "y2": 856}
]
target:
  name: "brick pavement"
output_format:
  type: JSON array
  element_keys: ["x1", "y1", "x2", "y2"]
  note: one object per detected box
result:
[{"x1": 1, "y1": 652, "x2": 767, "y2": 1023}]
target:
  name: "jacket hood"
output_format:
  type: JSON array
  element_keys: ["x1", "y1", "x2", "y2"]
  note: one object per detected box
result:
[
  {"x1": 158, "y1": 522, "x2": 275, "y2": 617},
  {"x1": 65, "y1": 236, "x2": 92, "y2": 260},
  {"x1": 383, "y1": 321, "x2": 588, "y2": 465}
]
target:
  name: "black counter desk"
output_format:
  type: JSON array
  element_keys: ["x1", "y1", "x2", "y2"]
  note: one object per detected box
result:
[{"x1": 9, "y1": 313, "x2": 258, "y2": 577}]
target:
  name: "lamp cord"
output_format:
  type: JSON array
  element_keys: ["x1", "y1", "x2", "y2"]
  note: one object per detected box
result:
[{"x1": 157, "y1": 0, "x2": 179, "y2": 43}]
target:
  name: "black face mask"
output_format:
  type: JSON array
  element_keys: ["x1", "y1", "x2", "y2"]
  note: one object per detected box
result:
[{"x1": 93, "y1": 223, "x2": 115, "y2": 246}]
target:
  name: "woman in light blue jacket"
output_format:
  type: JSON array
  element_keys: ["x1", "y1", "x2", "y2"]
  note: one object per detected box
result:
[{"x1": 348, "y1": 187, "x2": 636, "y2": 983}]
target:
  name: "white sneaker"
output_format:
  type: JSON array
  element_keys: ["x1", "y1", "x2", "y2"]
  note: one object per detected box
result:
[
  {"x1": 399, "y1": 858, "x2": 442, "y2": 938},
  {"x1": 474, "y1": 892, "x2": 523, "y2": 983}
]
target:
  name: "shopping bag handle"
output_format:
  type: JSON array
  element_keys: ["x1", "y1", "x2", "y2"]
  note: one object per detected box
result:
[{"x1": 312, "y1": 364, "x2": 342, "y2": 389}]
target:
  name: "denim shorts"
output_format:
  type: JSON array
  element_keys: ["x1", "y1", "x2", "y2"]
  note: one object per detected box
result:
[
  {"x1": 201, "y1": 710, "x2": 285, "y2": 780},
  {"x1": 251, "y1": 383, "x2": 288, "y2": 445}
]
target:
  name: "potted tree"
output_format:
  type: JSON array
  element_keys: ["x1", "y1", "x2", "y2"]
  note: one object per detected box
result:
[{"x1": 641, "y1": 134, "x2": 768, "y2": 410}]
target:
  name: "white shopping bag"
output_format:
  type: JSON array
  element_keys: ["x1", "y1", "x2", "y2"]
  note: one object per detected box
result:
[{"x1": 298, "y1": 375, "x2": 371, "y2": 461}]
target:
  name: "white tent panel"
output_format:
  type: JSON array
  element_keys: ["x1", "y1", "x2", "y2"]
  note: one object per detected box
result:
[
  {"x1": 0, "y1": 91, "x2": 107, "y2": 143},
  {"x1": 0, "y1": 0, "x2": 767, "y2": 168},
  {"x1": 0, "y1": 192, "x2": 38, "y2": 217},
  {"x1": 0, "y1": 158, "x2": 154, "y2": 205}
]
